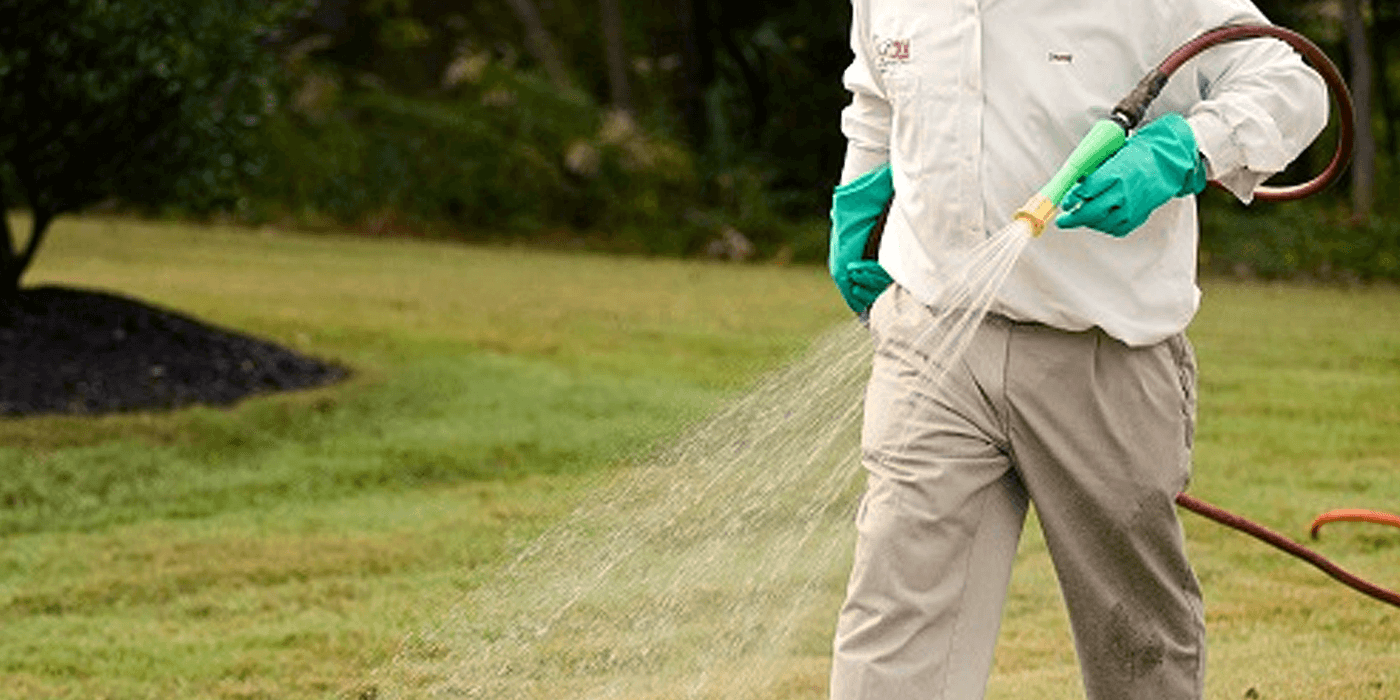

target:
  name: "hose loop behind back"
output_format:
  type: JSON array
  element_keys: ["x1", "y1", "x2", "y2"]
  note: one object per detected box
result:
[{"x1": 1143, "y1": 23, "x2": 1355, "y2": 201}]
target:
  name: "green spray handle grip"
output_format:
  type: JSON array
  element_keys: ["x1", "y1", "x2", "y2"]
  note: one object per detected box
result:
[
  {"x1": 1041, "y1": 119, "x2": 1127, "y2": 204},
  {"x1": 1015, "y1": 119, "x2": 1127, "y2": 235}
]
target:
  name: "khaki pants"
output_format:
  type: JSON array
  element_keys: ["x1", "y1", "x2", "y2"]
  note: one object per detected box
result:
[{"x1": 831, "y1": 285, "x2": 1204, "y2": 700}]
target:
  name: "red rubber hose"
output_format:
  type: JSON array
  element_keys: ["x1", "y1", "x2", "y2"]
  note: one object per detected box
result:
[
  {"x1": 1311, "y1": 508, "x2": 1400, "y2": 539},
  {"x1": 1175, "y1": 494, "x2": 1400, "y2": 608},
  {"x1": 1152, "y1": 23, "x2": 1355, "y2": 201}
]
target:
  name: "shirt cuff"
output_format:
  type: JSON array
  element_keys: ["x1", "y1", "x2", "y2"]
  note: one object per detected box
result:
[
  {"x1": 1187, "y1": 108, "x2": 1298, "y2": 204},
  {"x1": 1187, "y1": 111, "x2": 1250, "y2": 202}
]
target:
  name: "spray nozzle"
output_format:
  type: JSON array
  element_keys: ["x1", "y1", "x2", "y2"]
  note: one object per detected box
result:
[{"x1": 1013, "y1": 193, "x2": 1057, "y2": 237}]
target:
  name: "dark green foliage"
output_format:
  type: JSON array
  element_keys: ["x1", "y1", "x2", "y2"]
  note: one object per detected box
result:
[
  {"x1": 254, "y1": 89, "x2": 572, "y2": 232},
  {"x1": 247, "y1": 64, "x2": 702, "y2": 250},
  {"x1": 247, "y1": 0, "x2": 848, "y2": 252},
  {"x1": 696, "y1": 0, "x2": 852, "y2": 213},
  {"x1": 255, "y1": 0, "x2": 1400, "y2": 278},
  {"x1": 0, "y1": 0, "x2": 301, "y2": 291},
  {"x1": 1201, "y1": 198, "x2": 1400, "y2": 281},
  {"x1": 5, "y1": 0, "x2": 1395, "y2": 279}
]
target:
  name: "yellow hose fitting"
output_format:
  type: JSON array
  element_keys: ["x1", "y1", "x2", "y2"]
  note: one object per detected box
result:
[{"x1": 1013, "y1": 193, "x2": 1057, "y2": 237}]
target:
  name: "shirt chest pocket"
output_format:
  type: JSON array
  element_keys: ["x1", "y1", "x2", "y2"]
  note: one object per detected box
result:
[
  {"x1": 884, "y1": 72, "x2": 924, "y2": 179},
  {"x1": 885, "y1": 68, "x2": 963, "y2": 187}
]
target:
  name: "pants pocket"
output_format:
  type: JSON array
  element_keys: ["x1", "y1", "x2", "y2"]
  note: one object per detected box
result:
[{"x1": 1164, "y1": 333, "x2": 1197, "y2": 450}]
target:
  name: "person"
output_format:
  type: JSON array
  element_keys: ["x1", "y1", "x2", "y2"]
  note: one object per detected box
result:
[{"x1": 825, "y1": 1, "x2": 1328, "y2": 699}]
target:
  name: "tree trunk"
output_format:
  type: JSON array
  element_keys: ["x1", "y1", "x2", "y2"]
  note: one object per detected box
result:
[
  {"x1": 1342, "y1": 0, "x2": 1375, "y2": 222},
  {"x1": 503, "y1": 0, "x2": 575, "y2": 93},
  {"x1": 599, "y1": 0, "x2": 632, "y2": 114},
  {"x1": 0, "y1": 208, "x2": 54, "y2": 296},
  {"x1": 0, "y1": 206, "x2": 15, "y2": 297},
  {"x1": 717, "y1": 23, "x2": 768, "y2": 144},
  {"x1": 675, "y1": 0, "x2": 713, "y2": 147},
  {"x1": 1375, "y1": 14, "x2": 1398, "y2": 158}
]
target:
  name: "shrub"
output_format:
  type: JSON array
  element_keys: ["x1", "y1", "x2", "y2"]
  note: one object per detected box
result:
[
  {"x1": 1200, "y1": 198, "x2": 1400, "y2": 282},
  {"x1": 243, "y1": 64, "x2": 701, "y2": 249}
]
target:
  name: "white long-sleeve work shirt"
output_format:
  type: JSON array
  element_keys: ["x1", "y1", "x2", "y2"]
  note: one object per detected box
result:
[{"x1": 840, "y1": 0, "x2": 1328, "y2": 345}]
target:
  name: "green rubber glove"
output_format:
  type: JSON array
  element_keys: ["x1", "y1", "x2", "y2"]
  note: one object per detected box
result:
[
  {"x1": 1056, "y1": 113, "x2": 1208, "y2": 238},
  {"x1": 829, "y1": 163, "x2": 894, "y2": 314}
]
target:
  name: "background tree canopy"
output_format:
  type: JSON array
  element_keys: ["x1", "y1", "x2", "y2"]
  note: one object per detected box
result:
[
  {"x1": 0, "y1": 0, "x2": 297, "y2": 293},
  {"x1": 3, "y1": 0, "x2": 1399, "y2": 279},
  {"x1": 243, "y1": 0, "x2": 857, "y2": 258}
]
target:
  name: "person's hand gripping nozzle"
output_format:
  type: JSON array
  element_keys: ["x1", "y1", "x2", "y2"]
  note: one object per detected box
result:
[{"x1": 1014, "y1": 118, "x2": 1130, "y2": 237}]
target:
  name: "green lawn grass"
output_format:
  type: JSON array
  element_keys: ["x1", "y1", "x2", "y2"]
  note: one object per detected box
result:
[
  {"x1": 3, "y1": 215, "x2": 847, "y2": 699},
  {"x1": 2, "y1": 215, "x2": 1398, "y2": 699}
]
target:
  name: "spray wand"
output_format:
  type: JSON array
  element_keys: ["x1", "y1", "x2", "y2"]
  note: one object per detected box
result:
[{"x1": 867, "y1": 23, "x2": 1400, "y2": 608}]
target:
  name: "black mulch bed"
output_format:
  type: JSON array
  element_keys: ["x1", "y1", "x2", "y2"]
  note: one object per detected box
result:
[{"x1": 1, "y1": 285, "x2": 349, "y2": 417}]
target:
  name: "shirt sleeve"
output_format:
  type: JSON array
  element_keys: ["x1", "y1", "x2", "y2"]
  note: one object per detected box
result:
[
  {"x1": 838, "y1": 1, "x2": 892, "y2": 186},
  {"x1": 1184, "y1": 35, "x2": 1330, "y2": 203}
]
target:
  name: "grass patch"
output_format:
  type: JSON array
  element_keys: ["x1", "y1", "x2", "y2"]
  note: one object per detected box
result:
[
  {"x1": 4, "y1": 215, "x2": 843, "y2": 534},
  {"x1": 2, "y1": 215, "x2": 845, "y2": 698},
  {"x1": 3, "y1": 215, "x2": 1399, "y2": 698}
]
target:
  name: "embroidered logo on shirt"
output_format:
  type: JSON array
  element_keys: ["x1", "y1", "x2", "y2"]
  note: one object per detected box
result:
[
  {"x1": 1049, "y1": 51, "x2": 1073, "y2": 64},
  {"x1": 877, "y1": 38, "x2": 912, "y2": 63}
]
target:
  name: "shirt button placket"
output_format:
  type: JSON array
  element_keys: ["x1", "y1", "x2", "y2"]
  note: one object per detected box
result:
[{"x1": 966, "y1": 0, "x2": 985, "y2": 239}]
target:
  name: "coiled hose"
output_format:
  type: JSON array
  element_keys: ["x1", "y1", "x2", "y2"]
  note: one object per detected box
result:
[{"x1": 1112, "y1": 23, "x2": 1355, "y2": 200}]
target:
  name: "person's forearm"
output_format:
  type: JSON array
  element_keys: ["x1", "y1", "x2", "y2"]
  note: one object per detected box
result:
[{"x1": 1186, "y1": 36, "x2": 1329, "y2": 202}]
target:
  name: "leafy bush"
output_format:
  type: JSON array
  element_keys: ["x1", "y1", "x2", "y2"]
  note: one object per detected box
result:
[
  {"x1": 1200, "y1": 197, "x2": 1400, "y2": 281},
  {"x1": 243, "y1": 63, "x2": 702, "y2": 251}
]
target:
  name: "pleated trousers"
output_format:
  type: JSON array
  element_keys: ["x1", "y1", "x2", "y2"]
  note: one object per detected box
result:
[{"x1": 831, "y1": 285, "x2": 1205, "y2": 700}]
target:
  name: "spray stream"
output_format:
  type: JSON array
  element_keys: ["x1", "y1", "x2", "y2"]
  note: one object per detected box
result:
[{"x1": 374, "y1": 323, "x2": 877, "y2": 698}]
